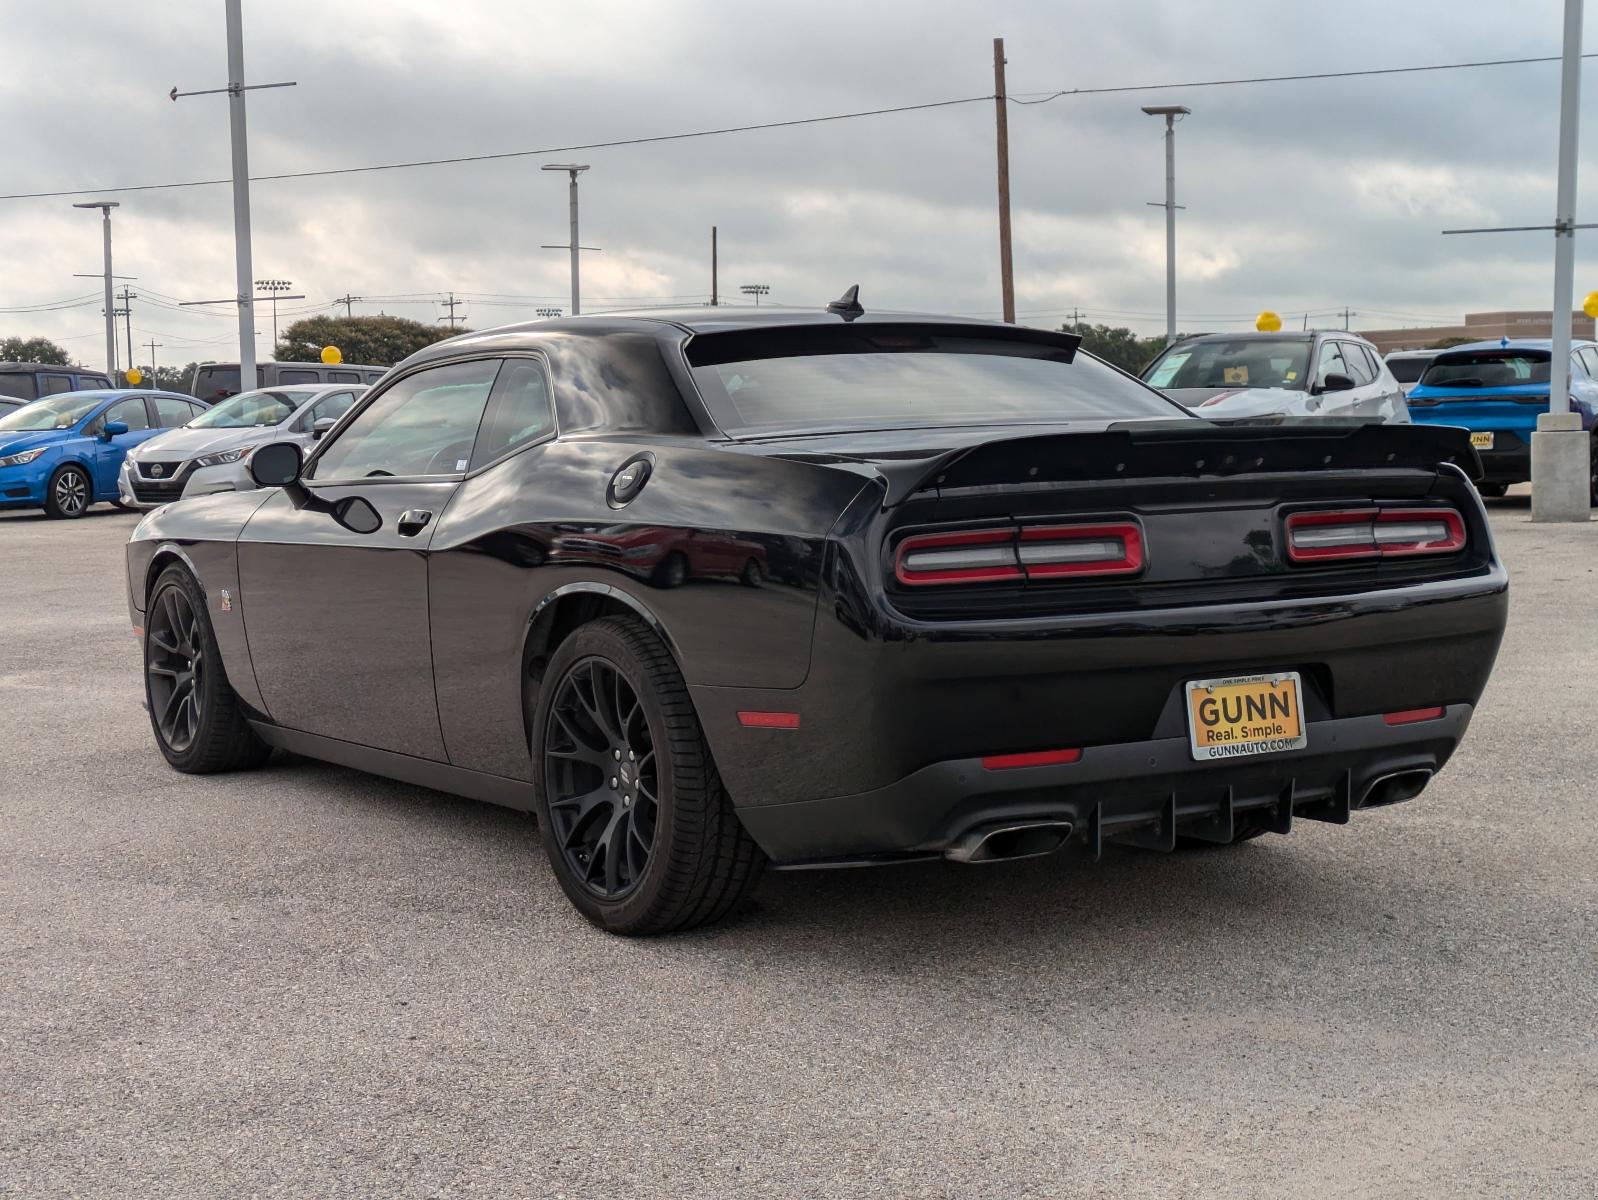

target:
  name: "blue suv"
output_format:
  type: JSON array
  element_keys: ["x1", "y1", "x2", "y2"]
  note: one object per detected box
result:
[
  {"x1": 0, "y1": 389, "x2": 208, "y2": 518},
  {"x1": 1407, "y1": 338, "x2": 1598, "y2": 502}
]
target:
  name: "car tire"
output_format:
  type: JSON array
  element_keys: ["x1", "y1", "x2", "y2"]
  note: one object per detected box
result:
[
  {"x1": 110, "y1": 499, "x2": 136, "y2": 512},
  {"x1": 1589, "y1": 434, "x2": 1598, "y2": 507},
  {"x1": 1475, "y1": 482, "x2": 1508, "y2": 499},
  {"x1": 652, "y1": 552, "x2": 689, "y2": 589},
  {"x1": 532, "y1": 615, "x2": 764, "y2": 935},
  {"x1": 144, "y1": 564, "x2": 272, "y2": 773},
  {"x1": 43, "y1": 465, "x2": 92, "y2": 519},
  {"x1": 741, "y1": 558, "x2": 763, "y2": 588}
]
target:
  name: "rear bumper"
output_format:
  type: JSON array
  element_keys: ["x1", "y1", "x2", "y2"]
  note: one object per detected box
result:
[{"x1": 735, "y1": 706, "x2": 1471, "y2": 864}]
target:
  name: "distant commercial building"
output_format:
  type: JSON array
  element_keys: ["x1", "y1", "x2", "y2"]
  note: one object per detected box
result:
[{"x1": 1359, "y1": 310, "x2": 1595, "y2": 355}]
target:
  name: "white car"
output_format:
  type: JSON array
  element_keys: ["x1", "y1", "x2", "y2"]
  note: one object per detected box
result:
[
  {"x1": 119, "y1": 383, "x2": 364, "y2": 509},
  {"x1": 1141, "y1": 332, "x2": 1410, "y2": 423}
]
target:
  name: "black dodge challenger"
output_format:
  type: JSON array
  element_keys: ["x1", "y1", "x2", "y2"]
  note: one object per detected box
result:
[{"x1": 126, "y1": 296, "x2": 1508, "y2": 934}]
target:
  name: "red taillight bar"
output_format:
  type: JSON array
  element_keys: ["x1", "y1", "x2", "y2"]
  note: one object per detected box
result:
[
  {"x1": 738, "y1": 711, "x2": 801, "y2": 730},
  {"x1": 981, "y1": 747, "x2": 1083, "y2": 770},
  {"x1": 1284, "y1": 507, "x2": 1466, "y2": 564},
  {"x1": 895, "y1": 521, "x2": 1144, "y2": 587}
]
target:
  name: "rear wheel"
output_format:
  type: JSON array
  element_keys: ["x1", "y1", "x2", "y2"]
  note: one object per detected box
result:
[
  {"x1": 44, "y1": 465, "x2": 91, "y2": 518},
  {"x1": 144, "y1": 565, "x2": 271, "y2": 773},
  {"x1": 741, "y1": 558, "x2": 763, "y2": 587},
  {"x1": 532, "y1": 616, "x2": 763, "y2": 934},
  {"x1": 1476, "y1": 481, "x2": 1508, "y2": 499}
]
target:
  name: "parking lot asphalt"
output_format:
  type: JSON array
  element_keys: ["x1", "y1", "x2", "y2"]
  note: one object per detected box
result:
[{"x1": 2, "y1": 496, "x2": 1595, "y2": 1199}]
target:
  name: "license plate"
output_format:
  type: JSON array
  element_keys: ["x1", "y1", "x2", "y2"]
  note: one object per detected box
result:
[
  {"x1": 1185, "y1": 672, "x2": 1307, "y2": 761},
  {"x1": 1470, "y1": 431, "x2": 1495, "y2": 449}
]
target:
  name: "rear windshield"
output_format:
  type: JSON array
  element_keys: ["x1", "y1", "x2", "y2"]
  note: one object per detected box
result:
[
  {"x1": 686, "y1": 326, "x2": 1180, "y2": 436},
  {"x1": 1420, "y1": 351, "x2": 1550, "y2": 388},
  {"x1": 1143, "y1": 338, "x2": 1312, "y2": 391},
  {"x1": 1386, "y1": 357, "x2": 1430, "y2": 384}
]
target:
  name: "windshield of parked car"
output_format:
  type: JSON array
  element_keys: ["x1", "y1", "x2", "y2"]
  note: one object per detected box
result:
[
  {"x1": 1385, "y1": 357, "x2": 1431, "y2": 384},
  {"x1": 1143, "y1": 338, "x2": 1312, "y2": 391},
  {"x1": 185, "y1": 387, "x2": 319, "y2": 429},
  {"x1": 0, "y1": 391, "x2": 105, "y2": 432},
  {"x1": 1419, "y1": 351, "x2": 1551, "y2": 388},
  {"x1": 686, "y1": 327, "x2": 1181, "y2": 436}
]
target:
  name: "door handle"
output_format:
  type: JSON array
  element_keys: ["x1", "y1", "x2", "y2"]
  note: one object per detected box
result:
[{"x1": 397, "y1": 509, "x2": 433, "y2": 537}]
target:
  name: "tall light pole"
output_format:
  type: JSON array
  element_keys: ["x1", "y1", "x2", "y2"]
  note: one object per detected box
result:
[
  {"x1": 72, "y1": 201, "x2": 119, "y2": 375},
  {"x1": 740, "y1": 284, "x2": 770, "y2": 307},
  {"x1": 255, "y1": 278, "x2": 292, "y2": 354},
  {"x1": 1142, "y1": 104, "x2": 1191, "y2": 346},
  {"x1": 535, "y1": 307, "x2": 563, "y2": 319},
  {"x1": 541, "y1": 163, "x2": 592, "y2": 314}
]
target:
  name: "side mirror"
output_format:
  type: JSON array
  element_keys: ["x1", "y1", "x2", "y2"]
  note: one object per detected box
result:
[
  {"x1": 249, "y1": 441, "x2": 304, "y2": 487},
  {"x1": 312, "y1": 417, "x2": 337, "y2": 440},
  {"x1": 1318, "y1": 372, "x2": 1355, "y2": 394},
  {"x1": 102, "y1": 421, "x2": 129, "y2": 441}
]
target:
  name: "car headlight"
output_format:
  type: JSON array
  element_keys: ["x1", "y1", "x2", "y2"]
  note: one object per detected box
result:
[
  {"x1": 192, "y1": 447, "x2": 250, "y2": 469},
  {"x1": 0, "y1": 447, "x2": 47, "y2": 467}
]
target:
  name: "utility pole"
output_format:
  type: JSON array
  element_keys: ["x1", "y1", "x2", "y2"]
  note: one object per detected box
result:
[
  {"x1": 541, "y1": 163, "x2": 594, "y2": 315},
  {"x1": 169, "y1": 1, "x2": 296, "y2": 387},
  {"x1": 711, "y1": 226, "x2": 718, "y2": 306},
  {"x1": 1142, "y1": 104, "x2": 1191, "y2": 346},
  {"x1": 333, "y1": 293, "x2": 361, "y2": 318},
  {"x1": 117, "y1": 285, "x2": 138, "y2": 374},
  {"x1": 1341, "y1": 306, "x2": 1355, "y2": 331},
  {"x1": 71, "y1": 201, "x2": 120, "y2": 374},
  {"x1": 993, "y1": 38, "x2": 1015, "y2": 324},
  {"x1": 145, "y1": 339, "x2": 162, "y2": 376},
  {"x1": 438, "y1": 292, "x2": 467, "y2": 327}
]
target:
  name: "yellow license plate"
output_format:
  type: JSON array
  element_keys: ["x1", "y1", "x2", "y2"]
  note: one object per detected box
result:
[
  {"x1": 1186, "y1": 672, "x2": 1307, "y2": 761},
  {"x1": 1470, "y1": 432, "x2": 1495, "y2": 449}
]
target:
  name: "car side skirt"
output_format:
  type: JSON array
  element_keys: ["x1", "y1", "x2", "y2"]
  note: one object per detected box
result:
[{"x1": 248, "y1": 722, "x2": 536, "y2": 812}]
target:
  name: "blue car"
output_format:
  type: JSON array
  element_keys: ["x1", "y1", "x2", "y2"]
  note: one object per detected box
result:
[
  {"x1": 0, "y1": 389, "x2": 209, "y2": 518},
  {"x1": 1407, "y1": 338, "x2": 1598, "y2": 502}
]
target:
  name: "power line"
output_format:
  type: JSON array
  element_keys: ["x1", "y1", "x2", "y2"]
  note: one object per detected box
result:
[
  {"x1": 0, "y1": 95, "x2": 991, "y2": 202},
  {"x1": 1008, "y1": 52, "x2": 1598, "y2": 103}
]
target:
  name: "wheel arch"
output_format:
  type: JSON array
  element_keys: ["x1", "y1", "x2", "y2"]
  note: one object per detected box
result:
[{"x1": 143, "y1": 543, "x2": 206, "y2": 604}]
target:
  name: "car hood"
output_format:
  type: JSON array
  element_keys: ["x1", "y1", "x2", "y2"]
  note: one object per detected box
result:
[
  {"x1": 128, "y1": 425, "x2": 284, "y2": 461},
  {"x1": 0, "y1": 428, "x2": 75, "y2": 457},
  {"x1": 1164, "y1": 387, "x2": 1307, "y2": 417}
]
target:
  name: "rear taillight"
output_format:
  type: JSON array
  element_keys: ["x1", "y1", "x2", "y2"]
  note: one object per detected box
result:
[
  {"x1": 1284, "y1": 507, "x2": 1466, "y2": 563},
  {"x1": 895, "y1": 521, "x2": 1143, "y2": 586}
]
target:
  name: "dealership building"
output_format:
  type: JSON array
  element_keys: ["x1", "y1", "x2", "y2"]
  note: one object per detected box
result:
[{"x1": 1359, "y1": 310, "x2": 1596, "y2": 355}]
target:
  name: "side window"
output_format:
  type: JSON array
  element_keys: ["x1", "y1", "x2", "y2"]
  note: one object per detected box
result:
[
  {"x1": 152, "y1": 396, "x2": 198, "y2": 427},
  {"x1": 0, "y1": 373, "x2": 38, "y2": 401},
  {"x1": 300, "y1": 390, "x2": 357, "y2": 430},
  {"x1": 40, "y1": 374, "x2": 74, "y2": 395},
  {"x1": 78, "y1": 374, "x2": 112, "y2": 390},
  {"x1": 1315, "y1": 341, "x2": 1349, "y2": 383},
  {"x1": 1577, "y1": 348, "x2": 1598, "y2": 378},
  {"x1": 310, "y1": 359, "x2": 501, "y2": 481},
  {"x1": 102, "y1": 397, "x2": 152, "y2": 432},
  {"x1": 277, "y1": 368, "x2": 320, "y2": 384},
  {"x1": 1340, "y1": 343, "x2": 1375, "y2": 385},
  {"x1": 329, "y1": 370, "x2": 360, "y2": 383},
  {"x1": 470, "y1": 358, "x2": 556, "y2": 470}
]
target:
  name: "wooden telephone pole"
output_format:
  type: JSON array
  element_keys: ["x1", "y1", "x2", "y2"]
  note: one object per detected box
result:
[{"x1": 994, "y1": 38, "x2": 1015, "y2": 324}]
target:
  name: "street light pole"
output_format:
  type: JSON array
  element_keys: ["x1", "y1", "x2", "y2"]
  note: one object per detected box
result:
[
  {"x1": 740, "y1": 284, "x2": 770, "y2": 307},
  {"x1": 72, "y1": 201, "x2": 119, "y2": 375},
  {"x1": 1142, "y1": 105, "x2": 1191, "y2": 347},
  {"x1": 255, "y1": 278, "x2": 291, "y2": 354},
  {"x1": 541, "y1": 163, "x2": 590, "y2": 314},
  {"x1": 224, "y1": 0, "x2": 257, "y2": 387}
]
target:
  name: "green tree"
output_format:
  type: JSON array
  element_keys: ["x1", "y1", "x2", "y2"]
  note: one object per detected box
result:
[
  {"x1": 1, "y1": 335, "x2": 72, "y2": 365},
  {"x1": 274, "y1": 315, "x2": 469, "y2": 367},
  {"x1": 1060, "y1": 322, "x2": 1168, "y2": 375}
]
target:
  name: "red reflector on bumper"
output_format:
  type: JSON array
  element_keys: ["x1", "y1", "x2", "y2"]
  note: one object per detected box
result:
[
  {"x1": 981, "y1": 748, "x2": 1083, "y2": 770},
  {"x1": 738, "y1": 710, "x2": 801, "y2": 730},
  {"x1": 1383, "y1": 706, "x2": 1445, "y2": 726}
]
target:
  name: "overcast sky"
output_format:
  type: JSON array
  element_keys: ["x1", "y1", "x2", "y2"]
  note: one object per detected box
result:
[{"x1": 4, "y1": 0, "x2": 1597, "y2": 370}]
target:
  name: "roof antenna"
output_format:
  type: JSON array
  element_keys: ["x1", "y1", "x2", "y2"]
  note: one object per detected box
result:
[{"x1": 826, "y1": 284, "x2": 864, "y2": 322}]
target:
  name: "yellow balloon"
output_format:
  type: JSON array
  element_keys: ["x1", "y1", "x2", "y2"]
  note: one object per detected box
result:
[
  {"x1": 124, "y1": 367, "x2": 143, "y2": 385},
  {"x1": 320, "y1": 345, "x2": 343, "y2": 365},
  {"x1": 1255, "y1": 310, "x2": 1283, "y2": 333},
  {"x1": 1583, "y1": 291, "x2": 1598, "y2": 320}
]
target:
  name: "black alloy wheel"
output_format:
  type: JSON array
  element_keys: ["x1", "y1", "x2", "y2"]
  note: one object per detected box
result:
[
  {"x1": 147, "y1": 581, "x2": 206, "y2": 753},
  {"x1": 543, "y1": 657, "x2": 660, "y2": 900},
  {"x1": 46, "y1": 465, "x2": 90, "y2": 518}
]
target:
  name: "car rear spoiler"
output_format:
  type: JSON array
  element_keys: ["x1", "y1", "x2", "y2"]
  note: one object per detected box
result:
[{"x1": 881, "y1": 419, "x2": 1481, "y2": 505}]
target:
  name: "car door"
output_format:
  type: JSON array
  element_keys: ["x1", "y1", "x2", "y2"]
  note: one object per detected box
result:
[
  {"x1": 82, "y1": 396, "x2": 162, "y2": 496},
  {"x1": 1574, "y1": 348, "x2": 1598, "y2": 427},
  {"x1": 236, "y1": 357, "x2": 503, "y2": 759},
  {"x1": 1309, "y1": 340, "x2": 1357, "y2": 418},
  {"x1": 1339, "y1": 342, "x2": 1386, "y2": 419}
]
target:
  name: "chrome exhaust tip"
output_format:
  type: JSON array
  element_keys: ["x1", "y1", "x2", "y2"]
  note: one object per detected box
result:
[
  {"x1": 1360, "y1": 768, "x2": 1433, "y2": 809},
  {"x1": 944, "y1": 820, "x2": 1075, "y2": 864}
]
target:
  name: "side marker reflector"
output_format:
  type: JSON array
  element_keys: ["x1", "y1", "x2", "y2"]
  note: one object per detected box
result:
[
  {"x1": 1383, "y1": 706, "x2": 1445, "y2": 726},
  {"x1": 738, "y1": 710, "x2": 801, "y2": 730},
  {"x1": 982, "y1": 748, "x2": 1083, "y2": 770}
]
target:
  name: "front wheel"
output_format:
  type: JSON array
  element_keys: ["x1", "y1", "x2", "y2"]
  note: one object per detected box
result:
[
  {"x1": 44, "y1": 465, "x2": 91, "y2": 518},
  {"x1": 532, "y1": 616, "x2": 763, "y2": 934}
]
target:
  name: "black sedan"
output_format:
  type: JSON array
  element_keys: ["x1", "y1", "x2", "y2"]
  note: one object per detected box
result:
[{"x1": 125, "y1": 294, "x2": 1507, "y2": 934}]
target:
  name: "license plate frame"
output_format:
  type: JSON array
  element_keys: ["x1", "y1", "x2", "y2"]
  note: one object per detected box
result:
[
  {"x1": 1185, "y1": 671, "x2": 1307, "y2": 762},
  {"x1": 1469, "y1": 431, "x2": 1495, "y2": 450}
]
